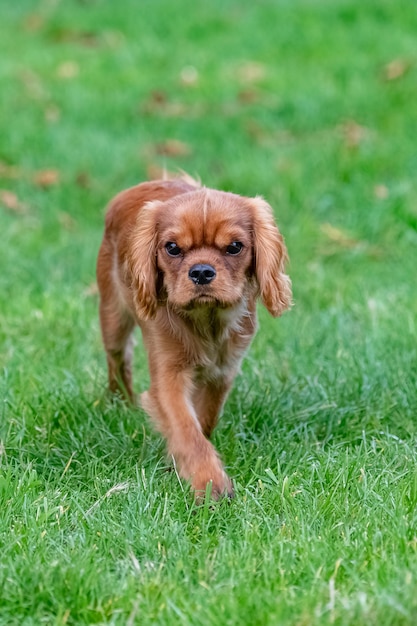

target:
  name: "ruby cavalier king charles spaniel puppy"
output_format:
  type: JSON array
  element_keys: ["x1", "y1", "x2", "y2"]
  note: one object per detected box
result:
[{"x1": 97, "y1": 176, "x2": 292, "y2": 499}]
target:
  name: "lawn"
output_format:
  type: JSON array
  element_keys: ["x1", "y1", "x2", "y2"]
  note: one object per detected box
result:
[{"x1": 1, "y1": 0, "x2": 417, "y2": 624}]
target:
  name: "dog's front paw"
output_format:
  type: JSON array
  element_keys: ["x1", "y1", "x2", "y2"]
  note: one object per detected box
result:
[{"x1": 191, "y1": 465, "x2": 234, "y2": 501}]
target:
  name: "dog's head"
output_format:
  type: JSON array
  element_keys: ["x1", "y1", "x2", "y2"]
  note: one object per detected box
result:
[{"x1": 129, "y1": 187, "x2": 292, "y2": 320}]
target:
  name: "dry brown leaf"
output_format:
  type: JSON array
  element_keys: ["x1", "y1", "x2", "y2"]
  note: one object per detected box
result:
[
  {"x1": 23, "y1": 14, "x2": 44, "y2": 32},
  {"x1": 44, "y1": 105, "x2": 61, "y2": 123},
  {"x1": 0, "y1": 162, "x2": 22, "y2": 180},
  {"x1": 146, "y1": 165, "x2": 199, "y2": 185},
  {"x1": 383, "y1": 59, "x2": 410, "y2": 81},
  {"x1": 146, "y1": 164, "x2": 176, "y2": 180},
  {"x1": 237, "y1": 61, "x2": 266, "y2": 84},
  {"x1": 180, "y1": 66, "x2": 199, "y2": 86},
  {"x1": 141, "y1": 102, "x2": 187, "y2": 117},
  {"x1": 57, "y1": 61, "x2": 79, "y2": 79},
  {"x1": 244, "y1": 119, "x2": 266, "y2": 142},
  {"x1": 58, "y1": 212, "x2": 76, "y2": 230},
  {"x1": 150, "y1": 90, "x2": 168, "y2": 106},
  {"x1": 154, "y1": 139, "x2": 192, "y2": 157},
  {"x1": 374, "y1": 184, "x2": 389, "y2": 200},
  {"x1": 238, "y1": 89, "x2": 260, "y2": 104},
  {"x1": 320, "y1": 223, "x2": 359, "y2": 248},
  {"x1": 341, "y1": 120, "x2": 368, "y2": 148},
  {"x1": 84, "y1": 282, "x2": 99, "y2": 297},
  {"x1": 50, "y1": 29, "x2": 100, "y2": 47},
  {"x1": 33, "y1": 169, "x2": 60, "y2": 187},
  {"x1": 141, "y1": 91, "x2": 189, "y2": 117},
  {"x1": 160, "y1": 103, "x2": 189, "y2": 117},
  {"x1": 0, "y1": 190, "x2": 27, "y2": 213},
  {"x1": 72, "y1": 32, "x2": 100, "y2": 47},
  {"x1": 102, "y1": 31, "x2": 125, "y2": 49},
  {"x1": 75, "y1": 171, "x2": 91, "y2": 188},
  {"x1": 19, "y1": 69, "x2": 44, "y2": 100}
]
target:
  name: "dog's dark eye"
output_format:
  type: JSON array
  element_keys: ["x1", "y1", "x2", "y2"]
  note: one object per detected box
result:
[
  {"x1": 226, "y1": 241, "x2": 243, "y2": 255},
  {"x1": 165, "y1": 242, "x2": 182, "y2": 257}
]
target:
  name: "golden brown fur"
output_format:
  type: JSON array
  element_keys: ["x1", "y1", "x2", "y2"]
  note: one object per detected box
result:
[{"x1": 96, "y1": 177, "x2": 291, "y2": 498}]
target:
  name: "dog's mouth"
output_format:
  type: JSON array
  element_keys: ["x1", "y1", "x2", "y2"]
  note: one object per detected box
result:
[
  {"x1": 193, "y1": 295, "x2": 220, "y2": 304},
  {"x1": 191, "y1": 293, "x2": 218, "y2": 304},
  {"x1": 184, "y1": 293, "x2": 234, "y2": 310}
]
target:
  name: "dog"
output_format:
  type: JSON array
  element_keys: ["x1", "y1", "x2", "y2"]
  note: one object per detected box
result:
[{"x1": 96, "y1": 177, "x2": 291, "y2": 499}]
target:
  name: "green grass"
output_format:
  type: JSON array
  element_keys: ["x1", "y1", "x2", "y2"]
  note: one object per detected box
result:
[{"x1": 1, "y1": 0, "x2": 417, "y2": 624}]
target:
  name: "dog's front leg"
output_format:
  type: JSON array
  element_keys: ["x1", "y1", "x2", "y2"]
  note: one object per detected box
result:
[
  {"x1": 192, "y1": 379, "x2": 233, "y2": 439},
  {"x1": 141, "y1": 368, "x2": 233, "y2": 499}
]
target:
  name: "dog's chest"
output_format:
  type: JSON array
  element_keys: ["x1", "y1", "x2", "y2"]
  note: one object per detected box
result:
[
  {"x1": 192, "y1": 328, "x2": 250, "y2": 384},
  {"x1": 182, "y1": 304, "x2": 255, "y2": 383},
  {"x1": 193, "y1": 345, "x2": 241, "y2": 383}
]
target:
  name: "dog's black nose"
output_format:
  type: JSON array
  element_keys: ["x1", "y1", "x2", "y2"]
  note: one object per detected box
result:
[{"x1": 189, "y1": 264, "x2": 216, "y2": 285}]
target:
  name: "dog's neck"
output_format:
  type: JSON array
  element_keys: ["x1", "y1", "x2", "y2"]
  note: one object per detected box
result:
[
  {"x1": 183, "y1": 304, "x2": 241, "y2": 340},
  {"x1": 160, "y1": 297, "x2": 255, "y2": 345},
  {"x1": 153, "y1": 298, "x2": 256, "y2": 375}
]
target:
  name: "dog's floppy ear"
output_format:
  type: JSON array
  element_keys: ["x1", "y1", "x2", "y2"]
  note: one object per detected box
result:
[
  {"x1": 250, "y1": 197, "x2": 292, "y2": 317},
  {"x1": 128, "y1": 201, "x2": 161, "y2": 321}
]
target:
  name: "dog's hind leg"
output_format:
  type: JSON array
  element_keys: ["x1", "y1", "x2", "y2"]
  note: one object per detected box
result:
[
  {"x1": 97, "y1": 241, "x2": 136, "y2": 401},
  {"x1": 101, "y1": 306, "x2": 135, "y2": 401}
]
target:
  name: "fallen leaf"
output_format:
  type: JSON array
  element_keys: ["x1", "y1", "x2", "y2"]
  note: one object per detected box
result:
[
  {"x1": 237, "y1": 61, "x2": 266, "y2": 84},
  {"x1": 58, "y1": 212, "x2": 76, "y2": 230},
  {"x1": 146, "y1": 165, "x2": 199, "y2": 185},
  {"x1": 154, "y1": 139, "x2": 192, "y2": 157},
  {"x1": 383, "y1": 59, "x2": 410, "y2": 81},
  {"x1": 23, "y1": 14, "x2": 44, "y2": 32},
  {"x1": 0, "y1": 162, "x2": 22, "y2": 180},
  {"x1": 161, "y1": 103, "x2": 189, "y2": 117},
  {"x1": 84, "y1": 282, "x2": 99, "y2": 297},
  {"x1": 340, "y1": 120, "x2": 368, "y2": 148},
  {"x1": 0, "y1": 190, "x2": 27, "y2": 213},
  {"x1": 140, "y1": 91, "x2": 189, "y2": 117},
  {"x1": 244, "y1": 119, "x2": 266, "y2": 142},
  {"x1": 71, "y1": 31, "x2": 100, "y2": 47},
  {"x1": 149, "y1": 90, "x2": 168, "y2": 105},
  {"x1": 19, "y1": 69, "x2": 44, "y2": 100},
  {"x1": 75, "y1": 171, "x2": 91, "y2": 188},
  {"x1": 180, "y1": 65, "x2": 199, "y2": 86},
  {"x1": 320, "y1": 223, "x2": 359, "y2": 248},
  {"x1": 146, "y1": 164, "x2": 176, "y2": 180},
  {"x1": 44, "y1": 105, "x2": 61, "y2": 123},
  {"x1": 57, "y1": 61, "x2": 79, "y2": 79},
  {"x1": 374, "y1": 184, "x2": 389, "y2": 200},
  {"x1": 33, "y1": 169, "x2": 60, "y2": 187},
  {"x1": 49, "y1": 28, "x2": 100, "y2": 47},
  {"x1": 238, "y1": 89, "x2": 260, "y2": 104},
  {"x1": 101, "y1": 30, "x2": 125, "y2": 49}
]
